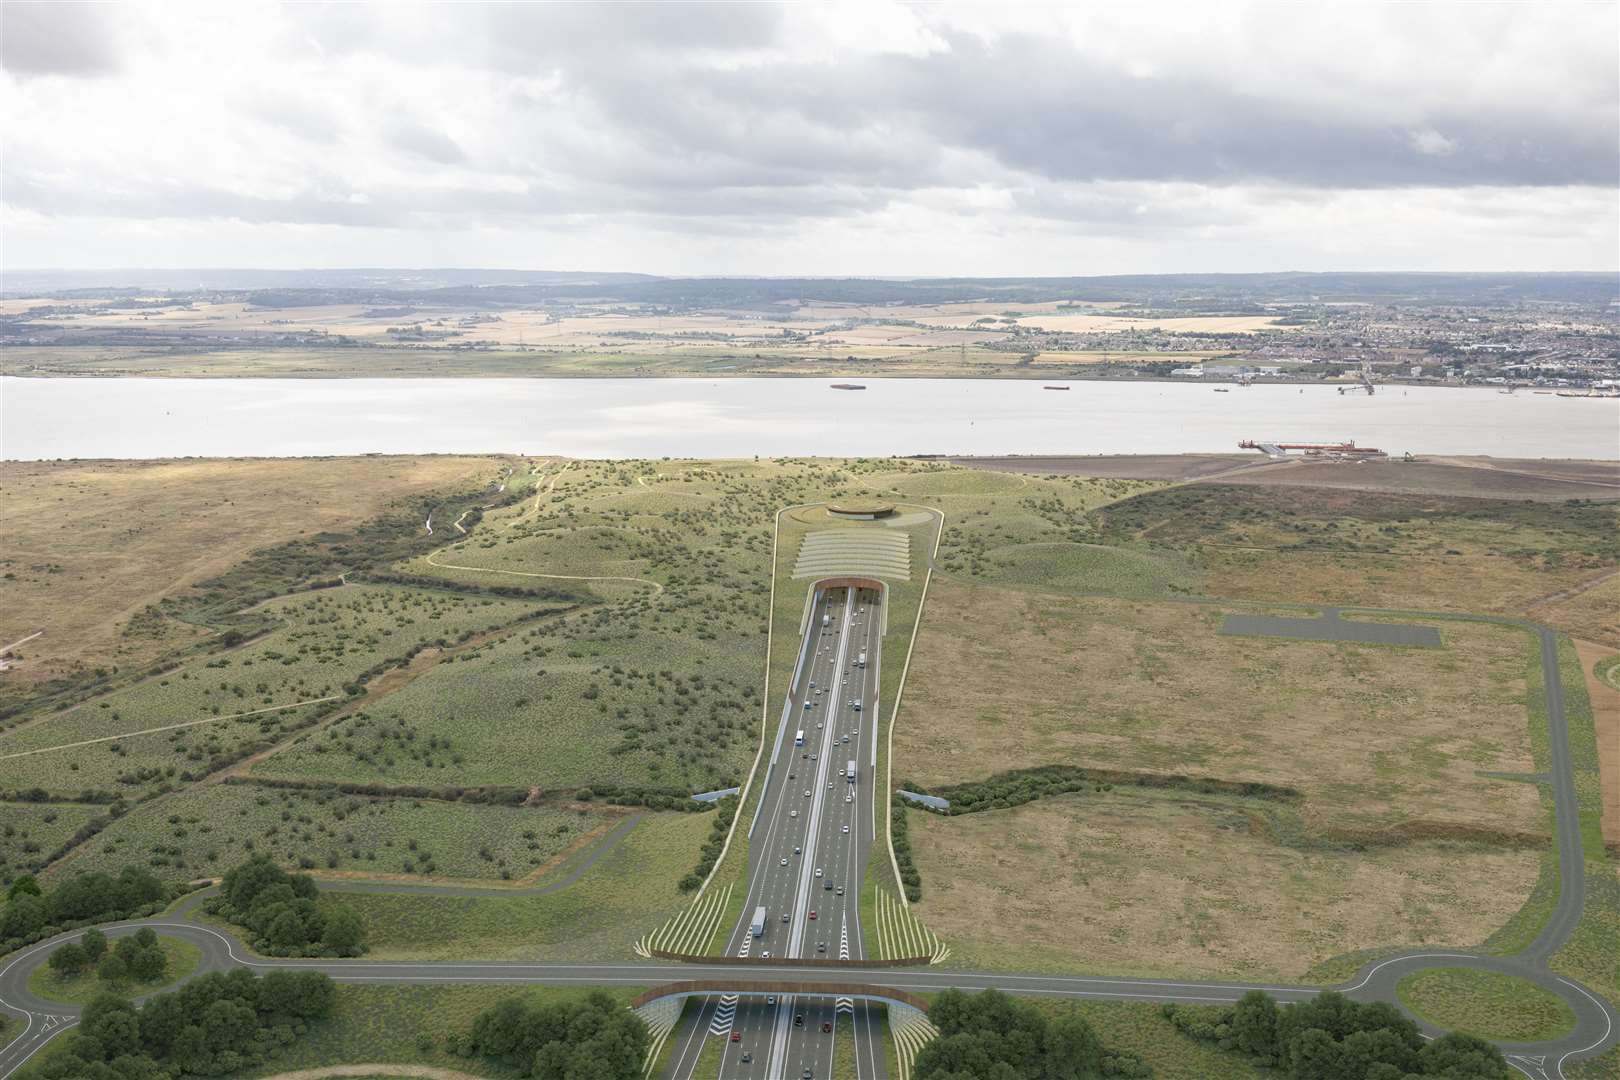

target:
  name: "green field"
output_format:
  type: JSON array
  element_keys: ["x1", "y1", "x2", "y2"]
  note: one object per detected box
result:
[
  {"x1": 0, "y1": 584, "x2": 547, "y2": 799},
  {"x1": 46, "y1": 781, "x2": 611, "y2": 884},
  {"x1": 25, "y1": 935, "x2": 201, "y2": 1005},
  {"x1": 0, "y1": 801, "x2": 104, "y2": 880},
  {"x1": 1397, "y1": 967, "x2": 1576, "y2": 1042},
  {"x1": 336, "y1": 811, "x2": 712, "y2": 960}
]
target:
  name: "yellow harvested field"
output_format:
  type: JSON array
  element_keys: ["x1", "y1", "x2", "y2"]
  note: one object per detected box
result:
[
  {"x1": 898, "y1": 578, "x2": 1542, "y2": 837},
  {"x1": 910, "y1": 792, "x2": 1542, "y2": 980}
]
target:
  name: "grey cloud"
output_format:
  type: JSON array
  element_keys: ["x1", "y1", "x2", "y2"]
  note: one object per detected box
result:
[
  {"x1": 245, "y1": 95, "x2": 343, "y2": 145},
  {"x1": 383, "y1": 119, "x2": 465, "y2": 164},
  {"x1": 627, "y1": 31, "x2": 1617, "y2": 191},
  {"x1": 1, "y1": 2, "x2": 120, "y2": 77}
]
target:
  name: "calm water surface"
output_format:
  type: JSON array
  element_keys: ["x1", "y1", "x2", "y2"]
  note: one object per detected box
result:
[{"x1": 2, "y1": 377, "x2": 1616, "y2": 460}]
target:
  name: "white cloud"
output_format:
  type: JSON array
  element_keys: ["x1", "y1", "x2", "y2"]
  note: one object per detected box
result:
[{"x1": 1, "y1": 0, "x2": 1615, "y2": 272}]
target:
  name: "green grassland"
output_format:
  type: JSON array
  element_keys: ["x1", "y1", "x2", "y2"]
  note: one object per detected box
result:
[
  {"x1": 0, "y1": 584, "x2": 547, "y2": 800},
  {"x1": 45, "y1": 781, "x2": 611, "y2": 884},
  {"x1": 337, "y1": 810, "x2": 712, "y2": 960},
  {"x1": 0, "y1": 801, "x2": 105, "y2": 879},
  {"x1": 25, "y1": 935, "x2": 202, "y2": 1005},
  {"x1": 1396, "y1": 967, "x2": 1576, "y2": 1042}
]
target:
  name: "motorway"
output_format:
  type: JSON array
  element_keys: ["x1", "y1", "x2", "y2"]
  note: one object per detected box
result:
[
  {"x1": 662, "y1": 584, "x2": 887, "y2": 1080},
  {"x1": 2, "y1": 605, "x2": 1618, "y2": 1079}
]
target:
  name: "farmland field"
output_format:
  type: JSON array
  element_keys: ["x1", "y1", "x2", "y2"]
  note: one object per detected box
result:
[{"x1": 45, "y1": 781, "x2": 615, "y2": 885}]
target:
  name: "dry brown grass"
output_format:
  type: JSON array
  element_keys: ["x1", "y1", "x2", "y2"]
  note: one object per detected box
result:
[
  {"x1": 899, "y1": 578, "x2": 1541, "y2": 837},
  {"x1": 1536, "y1": 577, "x2": 1620, "y2": 650},
  {"x1": 909, "y1": 792, "x2": 1541, "y2": 980},
  {"x1": 0, "y1": 456, "x2": 505, "y2": 686}
]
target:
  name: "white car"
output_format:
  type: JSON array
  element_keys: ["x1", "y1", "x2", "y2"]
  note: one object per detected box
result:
[
  {"x1": 842, "y1": 825, "x2": 850, "y2": 833},
  {"x1": 780, "y1": 857, "x2": 788, "y2": 866},
  {"x1": 814, "y1": 867, "x2": 823, "y2": 878},
  {"x1": 790, "y1": 810, "x2": 798, "y2": 818},
  {"x1": 804, "y1": 790, "x2": 811, "y2": 797},
  {"x1": 845, "y1": 795, "x2": 853, "y2": 803}
]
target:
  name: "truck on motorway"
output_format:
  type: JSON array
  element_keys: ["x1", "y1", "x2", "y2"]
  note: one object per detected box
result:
[
  {"x1": 847, "y1": 760, "x2": 857, "y2": 783},
  {"x1": 857, "y1": 651, "x2": 867, "y2": 667},
  {"x1": 795, "y1": 729, "x2": 805, "y2": 747},
  {"x1": 751, "y1": 907, "x2": 766, "y2": 938},
  {"x1": 823, "y1": 613, "x2": 831, "y2": 627}
]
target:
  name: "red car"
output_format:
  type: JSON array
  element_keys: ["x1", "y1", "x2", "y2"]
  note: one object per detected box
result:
[
  {"x1": 822, "y1": 1021, "x2": 833, "y2": 1033},
  {"x1": 730, "y1": 1032, "x2": 741, "y2": 1043},
  {"x1": 808, "y1": 910, "x2": 817, "y2": 920}
]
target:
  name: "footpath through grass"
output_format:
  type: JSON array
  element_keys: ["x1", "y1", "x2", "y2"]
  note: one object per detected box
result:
[{"x1": 1396, "y1": 967, "x2": 1576, "y2": 1042}]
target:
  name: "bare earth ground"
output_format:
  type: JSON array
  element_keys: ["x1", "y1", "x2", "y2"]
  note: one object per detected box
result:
[
  {"x1": 900, "y1": 579, "x2": 1541, "y2": 839},
  {"x1": 0, "y1": 456, "x2": 504, "y2": 685},
  {"x1": 1573, "y1": 639, "x2": 1620, "y2": 850},
  {"x1": 909, "y1": 792, "x2": 1541, "y2": 981}
]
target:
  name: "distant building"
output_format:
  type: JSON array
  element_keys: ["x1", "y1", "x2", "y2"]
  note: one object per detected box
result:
[{"x1": 1170, "y1": 364, "x2": 1205, "y2": 377}]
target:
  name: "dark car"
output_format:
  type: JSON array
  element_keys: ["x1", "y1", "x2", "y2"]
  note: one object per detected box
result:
[
  {"x1": 822, "y1": 1021, "x2": 833, "y2": 1033},
  {"x1": 794, "y1": 1014, "x2": 804, "y2": 1028}
]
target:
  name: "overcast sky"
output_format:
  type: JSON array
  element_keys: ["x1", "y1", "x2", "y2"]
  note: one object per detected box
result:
[{"x1": 2, "y1": 1, "x2": 1616, "y2": 275}]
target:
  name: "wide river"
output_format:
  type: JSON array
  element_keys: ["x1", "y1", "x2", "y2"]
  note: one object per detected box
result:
[{"x1": 2, "y1": 377, "x2": 1616, "y2": 460}]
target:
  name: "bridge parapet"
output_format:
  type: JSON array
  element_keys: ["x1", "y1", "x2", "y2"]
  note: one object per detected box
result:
[{"x1": 630, "y1": 980, "x2": 929, "y2": 1012}]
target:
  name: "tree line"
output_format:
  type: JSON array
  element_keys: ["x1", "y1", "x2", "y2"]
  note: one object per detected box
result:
[
  {"x1": 205, "y1": 855, "x2": 366, "y2": 957},
  {"x1": 915, "y1": 987, "x2": 1150, "y2": 1079},
  {"x1": 1163, "y1": 989, "x2": 1510, "y2": 1079},
  {"x1": 450, "y1": 990, "x2": 649, "y2": 1080},
  {"x1": 23, "y1": 969, "x2": 337, "y2": 1080},
  {"x1": 1, "y1": 866, "x2": 169, "y2": 955}
]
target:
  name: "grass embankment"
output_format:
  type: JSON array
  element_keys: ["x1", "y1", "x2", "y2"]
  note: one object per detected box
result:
[
  {"x1": 1396, "y1": 968, "x2": 1576, "y2": 1042},
  {"x1": 336, "y1": 811, "x2": 711, "y2": 960},
  {"x1": 25, "y1": 935, "x2": 202, "y2": 1005}
]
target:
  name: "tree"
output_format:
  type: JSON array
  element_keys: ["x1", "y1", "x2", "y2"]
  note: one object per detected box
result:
[
  {"x1": 80, "y1": 994, "x2": 143, "y2": 1059},
  {"x1": 0, "y1": 892, "x2": 46, "y2": 939},
  {"x1": 1288, "y1": 1026, "x2": 1349, "y2": 1080},
  {"x1": 1418, "y1": 1031, "x2": 1508, "y2": 1078},
  {"x1": 320, "y1": 905, "x2": 365, "y2": 954},
  {"x1": 80, "y1": 927, "x2": 108, "y2": 962},
  {"x1": 1042, "y1": 1008, "x2": 1104, "y2": 1079},
  {"x1": 1230, "y1": 989, "x2": 1280, "y2": 1062},
  {"x1": 7, "y1": 874, "x2": 41, "y2": 900},
  {"x1": 48, "y1": 942, "x2": 89, "y2": 977},
  {"x1": 96, "y1": 951, "x2": 130, "y2": 985}
]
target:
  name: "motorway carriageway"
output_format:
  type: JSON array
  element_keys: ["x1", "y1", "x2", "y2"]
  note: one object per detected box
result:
[{"x1": 661, "y1": 585, "x2": 886, "y2": 1080}]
